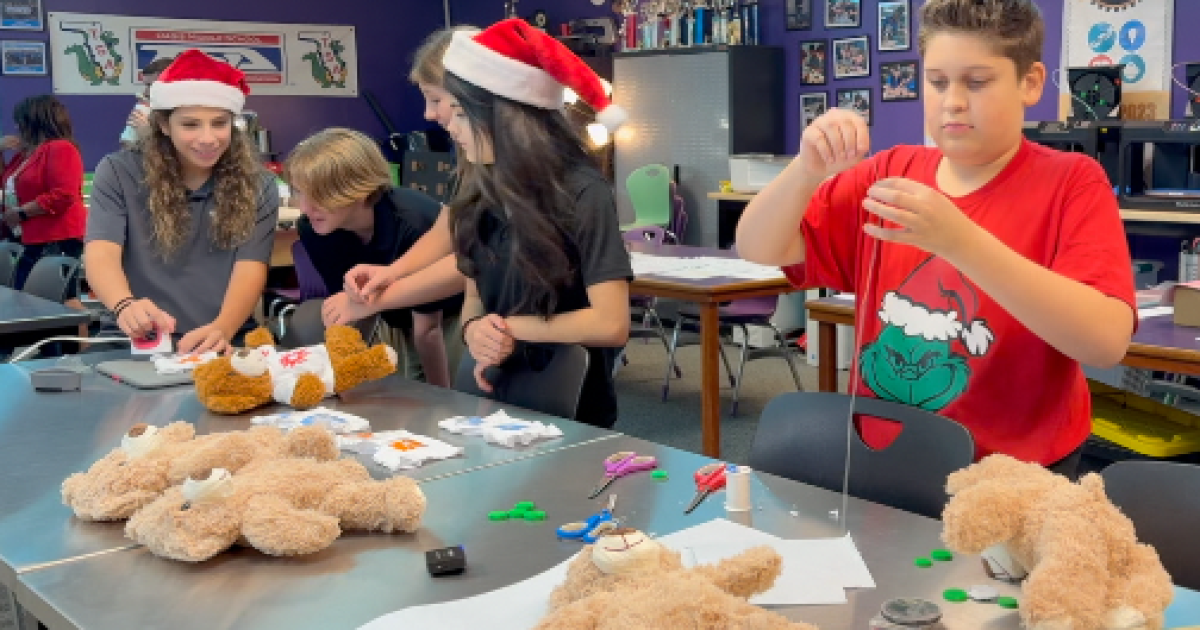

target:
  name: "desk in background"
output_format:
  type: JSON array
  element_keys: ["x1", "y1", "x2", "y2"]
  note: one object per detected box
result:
[
  {"x1": 0, "y1": 285, "x2": 91, "y2": 349},
  {"x1": 628, "y1": 241, "x2": 794, "y2": 458}
]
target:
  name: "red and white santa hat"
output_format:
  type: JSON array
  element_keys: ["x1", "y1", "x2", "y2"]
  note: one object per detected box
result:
[
  {"x1": 877, "y1": 257, "x2": 994, "y2": 356},
  {"x1": 442, "y1": 18, "x2": 627, "y2": 131},
  {"x1": 149, "y1": 49, "x2": 250, "y2": 114}
]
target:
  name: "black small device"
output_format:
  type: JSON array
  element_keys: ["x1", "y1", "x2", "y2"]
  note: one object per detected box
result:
[
  {"x1": 30, "y1": 368, "x2": 83, "y2": 392},
  {"x1": 425, "y1": 546, "x2": 467, "y2": 576},
  {"x1": 1022, "y1": 119, "x2": 1123, "y2": 185},
  {"x1": 1068, "y1": 65, "x2": 1124, "y2": 121},
  {"x1": 1186, "y1": 62, "x2": 1200, "y2": 120}
]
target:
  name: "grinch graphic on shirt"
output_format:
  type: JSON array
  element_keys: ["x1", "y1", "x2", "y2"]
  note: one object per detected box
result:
[{"x1": 859, "y1": 256, "x2": 994, "y2": 411}]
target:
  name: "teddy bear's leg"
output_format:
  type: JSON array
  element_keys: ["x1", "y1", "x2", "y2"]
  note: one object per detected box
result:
[
  {"x1": 1021, "y1": 521, "x2": 1112, "y2": 630},
  {"x1": 323, "y1": 325, "x2": 368, "y2": 355},
  {"x1": 321, "y1": 477, "x2": 426, "y2": 534},
  {"x1": 288, "y1": 372, "x2": 328, "y2": 409},
  {"x1": 241, "y1": 495, "x2": 341, "y2": 556},
  {"x1": 1101, "y1": 544, "x2": 1173, "y2": 630},
  {"x1": 690, "y1": 546, "x2": 783, "y2": 599},
  {"x1": 531, "y1": 591, "x2": 610, "y2": 630},
  {"x1": 282, "y1": 425, "x2": 340, "y2": 461},
  {"x1": 331, "y1": 345, "x2": 398, "y2": 393}
]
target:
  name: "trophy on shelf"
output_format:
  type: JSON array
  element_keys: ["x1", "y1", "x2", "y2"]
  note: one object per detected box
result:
[
  {"x1": 613, "y1": 0, "x2": 638, "y2": 51},
  {"x1": 662, "y1": 0, "x2": 683, "y2": 47},
  {"x1": 639, "y1": 1, "x2": 660, "y2": 49}
]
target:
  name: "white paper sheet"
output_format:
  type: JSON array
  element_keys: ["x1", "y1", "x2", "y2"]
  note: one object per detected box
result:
[
  {"x1": 630, "y1": 252, "x2": 785, "y2": 281},
  {"x1": 357, "y1": 519, "x2": 872, "y2": 630},
  {"x1": 1138, "y1": 306, "x2": 1174, "y2": 320}
]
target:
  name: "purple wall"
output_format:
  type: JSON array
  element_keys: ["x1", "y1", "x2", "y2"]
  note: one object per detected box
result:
[
  {"x1": 1, "y1": 0, "x2": 444, "y2": 170},
  {"x1": 449, "y1": 0, "x2": 615, "y2": 32}
]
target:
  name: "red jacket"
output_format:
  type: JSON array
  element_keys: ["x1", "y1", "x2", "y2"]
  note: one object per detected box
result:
[{"x1": 1, "y1": 139, "x2": 87, "y2": 245}]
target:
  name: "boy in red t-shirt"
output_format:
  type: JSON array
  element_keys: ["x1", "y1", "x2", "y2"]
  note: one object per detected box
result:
[{"x1": 736, "y1": 0, "x2": 1135, "y2": 473}]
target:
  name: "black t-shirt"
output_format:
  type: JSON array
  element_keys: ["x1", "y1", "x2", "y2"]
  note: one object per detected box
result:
[
  {"x1": 299, "y1": 186, "x2": 463, "y2": 329},
  {"x1": 461, "y1": 166, "x2": 633, "y2": 428}
]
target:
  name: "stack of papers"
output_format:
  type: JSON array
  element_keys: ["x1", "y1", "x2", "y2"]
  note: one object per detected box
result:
[
  {"x1": 338, "y1": 429, "x2": 463, "y2": 470},
  {"x1": 439, "y1": 411, "x2": 564, "y2": 448},
  {"x1": 631, "y1": 252, "x2": 785, "y2": 280},
  {"x1": 358, "y1": 518, "x2": 874, "y2": 630},
  {"x1": 251, "y1": 407, "x2": 371, "y2": 434}
]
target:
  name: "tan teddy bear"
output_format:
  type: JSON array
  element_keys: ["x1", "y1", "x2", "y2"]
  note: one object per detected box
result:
[
  {"x1": 535, "y1": 527, "x2": 818, "y2": 630},
  {"x1": 125, "y1": 456, "x2": 426, "y2": 562},
  {"x1": 61, "y1": 422, "x2": 339, "y2": 522},
  {"x1": 942, "y1": 455, "x2": 1174, "y2": 630},
  {"x1": 193, "y1": 325, "x2": 398, "y2": 415}
]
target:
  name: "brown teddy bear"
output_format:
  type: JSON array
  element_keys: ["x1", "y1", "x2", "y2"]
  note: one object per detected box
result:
[
  {"x1": 193, "y1": 325, "x2": 398, "y2": 415},
  {"x1": 535, "y1": 527, "x2": 818, "y2": 629},
  {"x1": 942, "y1": 455, "x2": 1174, "y2": 630},
  {"x1": 61, "y1": 422, "x2": 339, "y2": 522},
  {"x1": 125, "y1": 456, "x2": 426, "y2": 562}
]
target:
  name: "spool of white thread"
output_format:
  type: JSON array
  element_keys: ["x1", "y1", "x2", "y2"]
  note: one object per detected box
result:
[{"x1": 724, "y1": 464, "x2": 752, "y2": 512}]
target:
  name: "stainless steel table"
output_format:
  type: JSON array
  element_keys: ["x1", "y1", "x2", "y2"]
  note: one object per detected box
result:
[
  {"x1": 0, "y1": 353, "x2": 614, "y2": 592},
  {"x1": 0, "y1": 285, "x2": 90, "y2": 346},
  {"x1": 19, "y1": 434, "x2": 1196, "y2": 630}
]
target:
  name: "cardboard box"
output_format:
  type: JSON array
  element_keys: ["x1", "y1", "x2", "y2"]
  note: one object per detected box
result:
[{"x1": 1173, "y1": 282, "x2": 1200, "y2": 327}]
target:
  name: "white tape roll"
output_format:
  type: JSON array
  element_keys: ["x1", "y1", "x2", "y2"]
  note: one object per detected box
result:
[{"x1": 724, "y1": 465, "x2": 753, "y2": 512}]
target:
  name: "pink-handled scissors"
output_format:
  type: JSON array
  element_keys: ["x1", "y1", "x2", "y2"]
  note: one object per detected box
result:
[{"x1": 588, "y1": 451, "x2": 658, "y2": 498}]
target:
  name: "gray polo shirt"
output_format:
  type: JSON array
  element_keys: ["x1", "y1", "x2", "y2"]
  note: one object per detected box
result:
[{"x1": 86, "y1": 149, "x2": 279, "y2": 334}]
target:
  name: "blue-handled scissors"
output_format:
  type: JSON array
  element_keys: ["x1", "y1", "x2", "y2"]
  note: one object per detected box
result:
[{"x1": 557, "y1": 494, "x2": 618, "y2": 543}]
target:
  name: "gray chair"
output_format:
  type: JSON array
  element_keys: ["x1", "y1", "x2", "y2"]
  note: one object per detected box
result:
[
  {"x1": 0, "y1": 241, "x2": 21, "y2": 287},
  {"x1": 454, "y1": 343, "x2": 590, "y2": 421},
  {"x1": 749, "y1": 392, "x2": 975, "y2": 519},
  {"x1": 22, "y1": 255, "x2": 81, "y2": 303},
  {"x1": 276, "y1": 298, "x2": 379, "y2": 350},
  {"x1": 1101, "y1": 460, "x2": 1200, "y2": 589}
]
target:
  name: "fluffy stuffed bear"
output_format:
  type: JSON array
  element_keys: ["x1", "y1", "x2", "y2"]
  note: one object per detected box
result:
[
  {"x1": 193, "y1": 325, "x2": 398, "y2": 415},
  {"x1": 942, "y1": 455, "x2": 1174, "y2": 630},
  {"x1": 61, "y1": 422, "x2": 338, "y2": 522},
  {"x1": 536, "y1": 527, "x2": 818, "y2": 629},
  {"x1": 125, "y1": 457, "x2": 426, "y2": 562}
]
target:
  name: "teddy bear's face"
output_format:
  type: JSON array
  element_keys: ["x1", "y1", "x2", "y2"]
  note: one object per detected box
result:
[
  {"x1": 125, "y1": 483, "x2": 243, "y2": 562},
  {"x1": 62, "y1": 451, "x2": 173, "y2": 520},
  {"x1": 590, "y1": 528, "x2": 666, "y2": 575}
]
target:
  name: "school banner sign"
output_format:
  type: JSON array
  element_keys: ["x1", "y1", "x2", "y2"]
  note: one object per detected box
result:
[{"x1": 48, "y1": 12, "x2": 358, "y2": 97}]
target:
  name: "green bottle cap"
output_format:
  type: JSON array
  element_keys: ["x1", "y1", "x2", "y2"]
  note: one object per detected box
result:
[
  {"x1": 943, "y1": 588, "x2": 969, "y2": 603},
  {"x1": 523, "y1": 510, "x2": 547, "y2": 521},
  {"x1": 914, "y1": 557, "x2": 933, "y2": 568},
  {"x1": 488, "y1": 511, "x2": 509, "y2": 521},
  {"x1": 513, "y1": 501, "x2": 536, "y2": 511},
  {"x1": 508, "y1": 510, "x2": 526, "y2": 518},
  {"x1": 996, "y1": 596, "x2": 1020, "y2": 609},
  {"x1": 931, "y1": 549, "x2": 954, "y2": 561},
  {"x1": 651, "y1": 470, "x2": 669, "y2": 480}
]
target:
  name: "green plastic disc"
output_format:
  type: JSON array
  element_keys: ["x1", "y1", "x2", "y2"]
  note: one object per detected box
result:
[
  {"x1": 914, "y1": 557, "x2": 933, "y2": 568},
  {"x1": 931, "y1": 549, "x2": 954, "y2": 561},
  {"x1": 488, "y1": 511, "x2": 509, "y2": 521},
  {"x1": 513, "y1": 501, "x2": 536, "y2": 511},
  {"x1": 651, "y1": 470, "x2": 669, "y2": 480},
  {"x1": 943, "y1": 588, "x2": 969, "y2": 603},
  {"x1": 996, "y1": 596, "x2": 1019, "y2": 609},
  {"x1": 508, "y1": 510, "x2": 526, "y2": 519},
  {"x1": 523, "y1": 510, "x2": 547, "y2": 521}
]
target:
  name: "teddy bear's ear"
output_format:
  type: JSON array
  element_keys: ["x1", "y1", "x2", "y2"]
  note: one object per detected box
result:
[{"x1": 243, "y1": 327, "x2": 276, "y2": 348}]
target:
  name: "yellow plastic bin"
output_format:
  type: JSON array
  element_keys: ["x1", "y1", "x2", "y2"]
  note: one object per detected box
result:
[{"x1": 1090, "y1": 385, "x2": 1200, "y2": 458}]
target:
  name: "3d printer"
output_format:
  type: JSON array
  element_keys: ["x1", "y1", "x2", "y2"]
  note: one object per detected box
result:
[
  {"x1": 1022, "y1": 65, "x2": 1124, "y2": 185},
  {"x1": 1114, "y1": 61, "x2": 1200, "y2": 211}
]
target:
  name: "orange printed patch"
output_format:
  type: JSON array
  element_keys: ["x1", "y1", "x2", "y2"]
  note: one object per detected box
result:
[{"x1": 390, "y1": 439, "x2": 426, "y2": 451}]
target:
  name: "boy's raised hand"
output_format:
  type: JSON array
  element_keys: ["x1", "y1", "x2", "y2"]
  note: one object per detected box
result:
[
  {"x1": 862, "y1": 178, "x2": 981, "y2": 261},
  {"x1": 798, "y1": 108, "x2": 872, "y2": 181}
]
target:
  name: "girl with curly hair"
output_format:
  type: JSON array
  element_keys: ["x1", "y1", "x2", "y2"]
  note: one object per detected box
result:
[{"x1": 85, "y1": 50, "x2": 279, "y2": 354}]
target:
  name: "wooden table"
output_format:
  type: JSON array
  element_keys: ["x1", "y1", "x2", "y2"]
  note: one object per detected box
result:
[
  {"x1": 628, "y1": 241, "x2": 795, "y2": 458},
  {"x1": 805, "y1": 297, "x2": 1200, "y2": 392}
]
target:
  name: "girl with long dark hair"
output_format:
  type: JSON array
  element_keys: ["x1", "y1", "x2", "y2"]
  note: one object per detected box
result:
[{"x1": 85, "y1": 50, "x2": 279, "y2": 354}]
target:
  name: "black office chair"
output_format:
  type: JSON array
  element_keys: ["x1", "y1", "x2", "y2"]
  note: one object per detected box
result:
[
  {"x1": 22, "y1": 255, "x2": 81, "y2": 303},
  {"x1": 0, "y1": 241, "x2": 21, "y2": 287},
  {"x1": 1102, "y1": 460, "x2": 1200, "y2": 589},
  {"x1": 749, "y1": 392, "x2": 975, "y2": 519},
  {"x1": 276, "y1": 298, "x2": 379, "y2": 349},
  {"x1": 454, "y1": 343, "x2": 590, "y2": 421}
]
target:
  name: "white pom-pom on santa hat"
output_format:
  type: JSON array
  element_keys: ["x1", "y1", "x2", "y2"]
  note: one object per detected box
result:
[
  {"x1": 444, "y1": 18, "x2": 627, "y2": 131},
  {"x1": 149, "y1": 49, "x2": 250, "y2": 114},
  {"x1": 877, "y1": 257, "x2": 995, "y2": 356}
]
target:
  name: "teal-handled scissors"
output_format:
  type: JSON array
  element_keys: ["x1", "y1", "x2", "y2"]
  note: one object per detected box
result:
[
  {"x1": 557, "y1": 494, "x2": 619, "y2": 543},
  {"x1": 588, "y1": 451, "x2": 659, "y2": 498}
]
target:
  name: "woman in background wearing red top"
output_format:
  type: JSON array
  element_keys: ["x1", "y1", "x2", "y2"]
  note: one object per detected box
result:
[{"x1": 0, "y1": 95, "x2": 87, "y2": 310}]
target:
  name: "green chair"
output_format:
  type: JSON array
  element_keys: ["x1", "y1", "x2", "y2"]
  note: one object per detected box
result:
[
  {"x1": 82, "y1": 173, "x2": 94, "y2": 201},
  {"x1": 623, "y1": 164, "x2": 673, "y2": 235},
  {"x1": 388, "y1": 163, "x2": 402, "y2": 186}
]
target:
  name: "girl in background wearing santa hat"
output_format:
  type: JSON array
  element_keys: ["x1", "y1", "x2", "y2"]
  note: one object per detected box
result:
[{"x1": 85, "y1": 49, "x2": 280, "y2": 355}]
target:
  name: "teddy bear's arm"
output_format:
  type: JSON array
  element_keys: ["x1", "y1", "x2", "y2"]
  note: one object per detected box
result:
[
  {"x1": 287, "y1": 372, "x2": 327, "y2": 409},
  {"x1": 1021, "y1": 516, "x2": 1113, "y2": 630},
  {"x1": 941, "y1": 482, "x2": 1025, "y2": 554},
  {"x1": 690, "y1": 546, "x2": 783, "y2": 599},
  {"x1": 242, "y1": 495, "x2": 341, "y2": 556}
]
